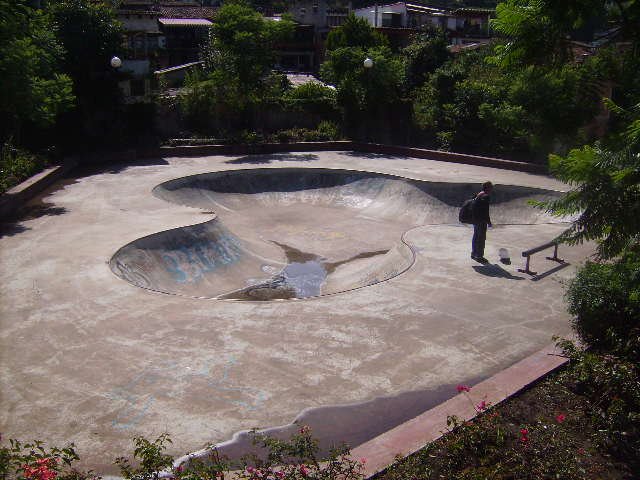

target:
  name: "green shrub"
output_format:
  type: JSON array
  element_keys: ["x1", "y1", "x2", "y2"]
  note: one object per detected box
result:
[
  {"x1": 314, "y1": 121, "x2": 340, "y2": 141},
  {"x1": 566, "y1": 252, "x2": 640, "y2": 358},
  {"x1": 557, "y1": 340, "x2": 640, "y2": 470},
  {"x1": 271, "y1": 122, "x2": 340, "y2": 143},
  {"x1": 282, "y1": 83, "x2": 337, "y2": 117},
  {"x1": 0, "y1": 143, "x2": 47, "y2": 194}
]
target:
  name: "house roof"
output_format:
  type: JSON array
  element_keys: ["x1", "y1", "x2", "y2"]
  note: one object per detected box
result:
[
  {"x1": 154, "y1": 61, "x2": 204, "y2": 75},
  {"x1": 405, "y1": 3, "x2": 446, "y2": 14},
  {"x1": 453, "y1": 8, "x2": 495, "y2": 15},
  {"x1": 158, "y1": 18, "x2": 213, "y2": 26},
  {"x1": 158, "y1": 6, "x2": 217, "y2": 20}
]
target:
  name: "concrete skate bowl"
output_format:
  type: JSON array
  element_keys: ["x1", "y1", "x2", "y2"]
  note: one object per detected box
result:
[{"x1": 109, "y1": 168, "x2": 563, "y2": 300}]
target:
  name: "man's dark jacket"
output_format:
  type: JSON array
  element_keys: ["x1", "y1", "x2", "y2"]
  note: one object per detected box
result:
[{"x1": 472, "y1": 194, "x2": 491, "y2": 224}]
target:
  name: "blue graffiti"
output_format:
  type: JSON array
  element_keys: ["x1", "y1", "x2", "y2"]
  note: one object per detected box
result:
[{"x1": 161, "y1": 235, "x2": 244, "y2": 284}]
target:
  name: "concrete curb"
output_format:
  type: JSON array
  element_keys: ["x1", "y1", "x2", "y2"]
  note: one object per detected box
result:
[
  {"x1": 0, "y1": 160, "x2": 77, "y2": 220},
  {"x1": 350, "y1": 143, "x2": 547, "y2": 174},
  {"x1": 153, "y1": 142, "x2": 547, "y2": 174},
  {"x1": 350, "y1": 342, "x2": 569, "y2": 478}
]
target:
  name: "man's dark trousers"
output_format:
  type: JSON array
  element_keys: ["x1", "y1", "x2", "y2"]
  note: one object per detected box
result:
[{"x1": 472, "y1": 222, "x2": 488, "y2": 257}]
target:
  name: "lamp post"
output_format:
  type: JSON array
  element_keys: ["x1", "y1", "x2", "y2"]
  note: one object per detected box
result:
[
  {"x1": 362, "y1": 58, "x2": 374, "y2": 141},
  {"x1": 110, "y1": 56, "x2": 122, "y2": 69}
]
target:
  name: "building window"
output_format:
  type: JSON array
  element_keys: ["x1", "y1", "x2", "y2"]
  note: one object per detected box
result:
[{"x1": 381, "y1": 12, "x2": 401, "y2": 27}]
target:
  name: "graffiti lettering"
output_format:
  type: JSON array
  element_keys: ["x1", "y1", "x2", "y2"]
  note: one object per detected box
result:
[{"x1": 161, "y1": 235, "x2": 243, "y2": 284}]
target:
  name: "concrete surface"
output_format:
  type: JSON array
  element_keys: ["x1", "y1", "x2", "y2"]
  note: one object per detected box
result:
[{"x1": 0, "y1": 151, "x2": 593, "y2": 474}]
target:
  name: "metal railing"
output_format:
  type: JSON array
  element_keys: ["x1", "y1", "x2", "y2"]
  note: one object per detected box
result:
[{"x1": 518, "y1": 241, "x2": 565, "y2": 276}]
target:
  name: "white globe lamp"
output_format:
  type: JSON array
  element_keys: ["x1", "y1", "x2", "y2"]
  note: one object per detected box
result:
[
  {"x1": 363, "y1": 57, "x2": 374, "y2": 69},
  {"x1": 110, "y1": 56, "x2": 122, "y2": 68}
]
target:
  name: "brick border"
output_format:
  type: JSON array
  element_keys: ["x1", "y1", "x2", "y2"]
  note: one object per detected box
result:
[{"x1": 350, "y1": 343, "x2": 569, "y2": 478}]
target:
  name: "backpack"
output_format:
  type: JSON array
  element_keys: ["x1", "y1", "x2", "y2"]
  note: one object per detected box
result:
[{"x1": 458, "y1": 197, "x2": 475, "y2": 224}]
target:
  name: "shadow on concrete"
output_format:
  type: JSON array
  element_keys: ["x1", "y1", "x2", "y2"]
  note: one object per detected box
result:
[
  {"x1": 72, "y1": 157, "x2": 171, "y2": 178},
  {"x1": 531, "y1": 262, "x2": 571, "y2": 281},
  {"x1": 473, "y1": 263, "x2": 525, "y2": 280},
  {"x1": 225, "y1": 153, "x2": 319, "y2": 164},
  {"x1": 19, "y1": 203, "x2": 68, "y2": 220},
  {"x1": 1, "y1": 198, "x2": 68, "y2": 229},
  {"x1": 0, "y1": 223, "x2": 30, "y2": 238},
  {"x1": 188, "y1": 376, "x2": 486, "y2": 466},
  {"x1": 342, "y1": 151, "x2": 404, "y2": 160}
]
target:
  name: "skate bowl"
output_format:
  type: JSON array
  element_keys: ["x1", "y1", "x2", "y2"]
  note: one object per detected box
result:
[{"x1": 109, "y1": 168, "x2": 563, "y2": 300}]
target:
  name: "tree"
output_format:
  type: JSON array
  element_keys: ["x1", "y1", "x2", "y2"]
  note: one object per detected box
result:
[
  {"x1": 410, "y1": 43, "x2": 609, "y2": 158},
  {"x1": 543, "y1": 67, "x2": 640, "y2": 257},
  {"x1": 203, "y1": 0, "x2": 294, "y2": 90},
  {"x1": 538, "y1": 141, "x2": 640, "y2": 260},
  {"x1": 45, "y1": 0, "x2": 124, "y2": 149},
  {"x1": 320, "y1": 12, "x2": 404, "y2": 140},
  {"x1": 325, "y1": 13, "x2": 388, "y2": 52},
  {"x1": 0, "y1": 0, "x2": 74, "y2": 145},
  {"x1": 321, "y1": 45, "x2": 405, "y2": 141},
  {"x1": 182, "y1": 1, "x2": 294, "y2": 134},
  {"x1": 489, "y1": 0, "x2": 636, "y2": 70},
  {"x1": 402, "y1": 27, "x2": 450, "y2": 90}
]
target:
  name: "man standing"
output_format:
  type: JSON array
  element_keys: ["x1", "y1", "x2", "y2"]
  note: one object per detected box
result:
[{"x1": 471, "y1": 181, "x2": 493, "y2": 263}]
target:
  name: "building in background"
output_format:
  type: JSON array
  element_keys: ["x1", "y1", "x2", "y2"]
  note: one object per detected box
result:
[
  {"x1": 354, "y1": 2, "x2": 493, "y2": 48},
  {"x1": 285, "y1": 0, "x2": 350, "y2": 70},
  {"x1": 116, "y1": 0, "x2": 216, "y2": 101}
]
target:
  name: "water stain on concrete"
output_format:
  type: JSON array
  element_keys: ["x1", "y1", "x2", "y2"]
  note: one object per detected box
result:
[{"x1": 222, "y1": 242, "x2": 389, "y2": 300}]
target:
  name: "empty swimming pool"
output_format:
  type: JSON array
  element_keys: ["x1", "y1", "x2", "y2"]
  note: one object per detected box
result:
[{"x1": 110, "y1": 168, "x2": 562, "y2": 299}]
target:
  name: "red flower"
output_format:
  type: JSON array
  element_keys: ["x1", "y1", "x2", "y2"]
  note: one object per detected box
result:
[
  {"x1": 23, "y1": 459, "x2": 57, "y2": 480},
  {"x1": 456, "y1": 385, "x2": 471, "y2": 393},
  {"x1": 519, "y1": 428, "x2": 529, "y2": 443},
  {"x1": 299, "y1": 464, "x2": 309, "y2": 476},
  {"x1": 476, "y1": 400, "x2": 488, "y2": 412},
  {"x1": 555, "y1": 413, "x2": 566, "y2": 423}
]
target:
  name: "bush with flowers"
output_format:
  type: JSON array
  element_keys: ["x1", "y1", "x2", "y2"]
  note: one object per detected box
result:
[
  {"x1": 2, "y1": 427, "x2": 364, "y2": 480},
  {"x1": 379, "y1": 373, "x2": 636, "y2": 479},
  {"x1": 0, "y1": 439, "x2": 97, "y2": 480}
]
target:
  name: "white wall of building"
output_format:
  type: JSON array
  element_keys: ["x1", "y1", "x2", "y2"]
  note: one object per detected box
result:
[{"x1": 354, "y1": 2, "x2": 406, "y2": 27}]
